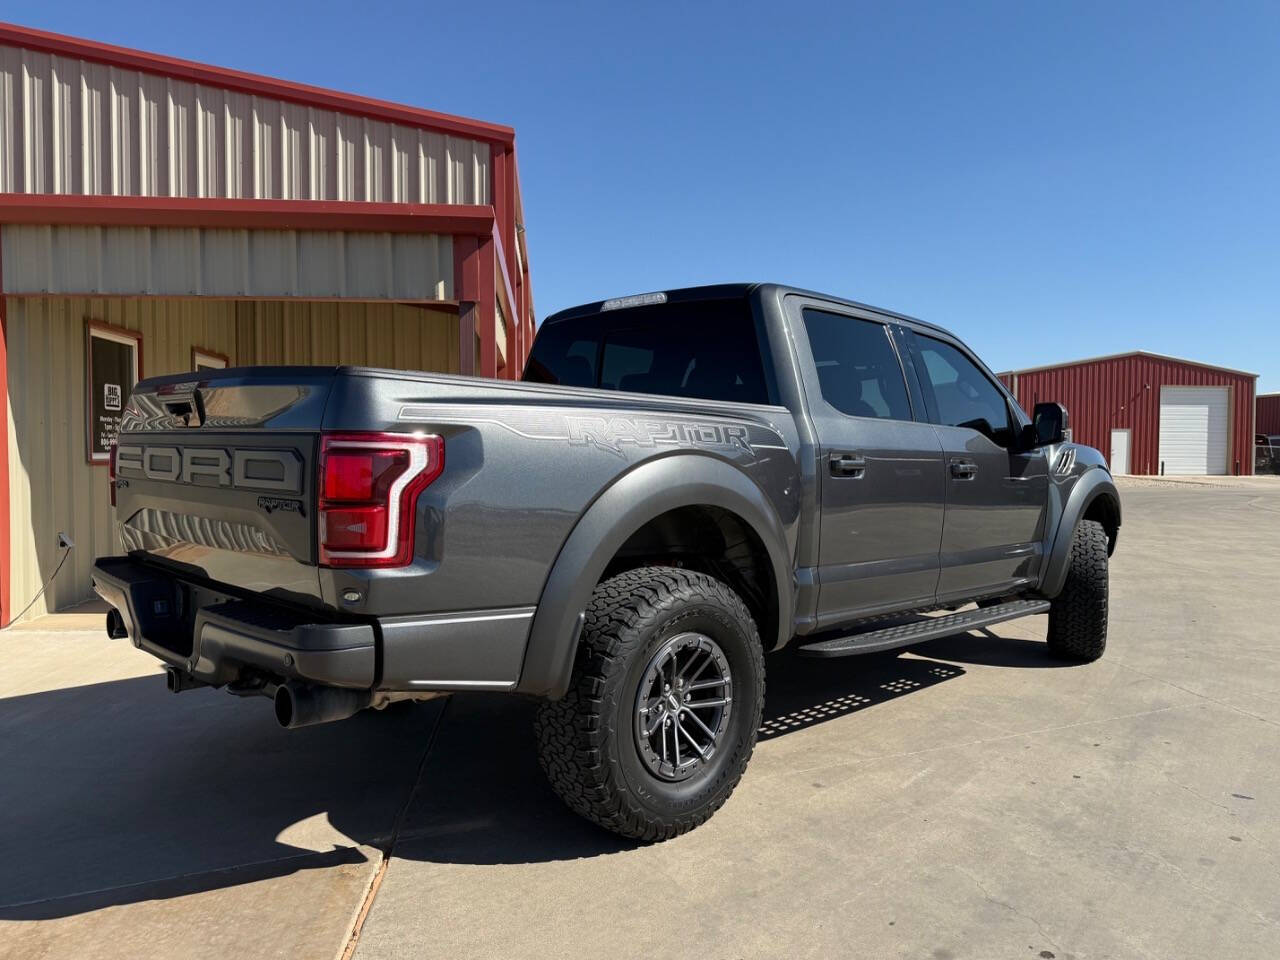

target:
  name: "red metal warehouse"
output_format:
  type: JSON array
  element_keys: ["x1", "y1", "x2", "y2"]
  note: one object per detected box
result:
[
  {"x1": 999, "y1": 352, "x2": 1258, "y2": 477},
  {"x1": 1258, "y1": 394, "x2": 1280, "y2": 435}
]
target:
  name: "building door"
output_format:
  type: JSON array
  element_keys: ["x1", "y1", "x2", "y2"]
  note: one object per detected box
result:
[
  {"x1": 1158, "y1": 386, "x2": 1230, "y2": 475},
  {"x1": 1109, "y1": 428, "x2": 1131, "y2": 475}
]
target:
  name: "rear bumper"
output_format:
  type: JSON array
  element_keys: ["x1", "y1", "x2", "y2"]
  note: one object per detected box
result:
[{"x1": 91, "y1": 556, "x2": 375, "y2": 689}]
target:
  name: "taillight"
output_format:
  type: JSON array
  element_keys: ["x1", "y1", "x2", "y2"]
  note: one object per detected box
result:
[
  {"x1": 108, "y1": 444, "x2": 118, "y2": 507},
  {"x1": 318, "y1": 432, "x2": 443, "y2": 568}
]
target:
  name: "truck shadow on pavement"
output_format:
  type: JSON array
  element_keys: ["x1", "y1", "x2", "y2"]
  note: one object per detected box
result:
[{"x1": 0, "y1": 628, "x2": 1061, "y2": 920}]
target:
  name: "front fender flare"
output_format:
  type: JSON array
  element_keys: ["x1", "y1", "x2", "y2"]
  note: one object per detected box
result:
[
  {"x1": 1040, "y1": 469, "x2": 1121, "y2": 599},
  {"x1": 515, "y1": 454, "x2": 794, "y2": 699}
]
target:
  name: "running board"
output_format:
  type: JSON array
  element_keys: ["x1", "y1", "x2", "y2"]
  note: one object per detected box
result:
[{"x1": 796, "y1": 599, "x2": 1051, "y2": 658}]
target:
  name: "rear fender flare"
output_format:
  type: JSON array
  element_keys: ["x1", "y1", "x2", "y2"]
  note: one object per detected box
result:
[
  {"x1": 516, "y1": 454, "x2": 794, "y2": 699},
  {"x1": 1040, "y1": 469, "x2": 1120, "y2": 599}
]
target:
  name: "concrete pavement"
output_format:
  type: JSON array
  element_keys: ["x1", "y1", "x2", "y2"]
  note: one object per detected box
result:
[
  {"x1": 2, "y1": 480, "x2": 1278, "y2": 959},
  {"x1": 0, "y1": 629, "x2": 443, "y2": 959}
]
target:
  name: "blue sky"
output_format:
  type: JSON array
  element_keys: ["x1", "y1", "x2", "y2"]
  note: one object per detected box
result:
[{"x1": 12, "y1": 1, "x2": 1280, "y2": 390}]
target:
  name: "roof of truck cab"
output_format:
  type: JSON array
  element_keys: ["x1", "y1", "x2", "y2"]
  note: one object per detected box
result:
[{"x1": 540, "y1": 283, "x2": 955, "y2": 337}]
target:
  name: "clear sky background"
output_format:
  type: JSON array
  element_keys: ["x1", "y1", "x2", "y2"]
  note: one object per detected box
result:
[{"x1": 11, "y1": 1, "x2": 1279, "y2": 390}]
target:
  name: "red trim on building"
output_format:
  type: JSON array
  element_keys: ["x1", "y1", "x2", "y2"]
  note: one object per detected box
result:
[
  {"x1": 0, "y1": 293, "x2": 466, "y2": 305},
  {"x1": 0, "y1": 194, "x2": 497, "y2": 235},
  {"x1": 0, "y1": 241, "x2": 9, "y2": 624},
  {"x1": 1001, "y1": 349, "x2": 1255, "y2": 380},
  {"x1": 492, "y1": 224, "x2": 520, "y2": 379},
  {"x1": 452, "y1": 235, "x2": 499, "y2": 378},
  {"x1": 0, "y1": 21, "x2": 514, "y2": 145},
  {"x1": 476, "y1": 238, "x2": 498, "y2": 379},
  {"x1": 191, "y1": 345, "x2": 231, "y2": 370},
  {"x1": 489, "y1": 145, "x2": 524, "y2": 376},
  {"x1": 492, "y1": 148, "x2": 509, "y2": 253},
  {"x1": 512, "y1": 156, "x2": 535, "y2": 365}
]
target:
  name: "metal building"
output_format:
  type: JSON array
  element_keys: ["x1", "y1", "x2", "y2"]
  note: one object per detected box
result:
[
  {"x1": 0, "y1": 22, "x2": 535, "y2": 621},
  {"x1": 999, "y1": 352, "x2": 1258, "y2": 477},
  {"x1": 1258, "y1": 394, "x2": 1280, "y2": 435}
]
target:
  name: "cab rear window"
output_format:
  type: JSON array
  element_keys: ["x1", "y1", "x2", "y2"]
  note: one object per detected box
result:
[{"x1": 524, "y1": 297, "x2": 771, "y2": 406}]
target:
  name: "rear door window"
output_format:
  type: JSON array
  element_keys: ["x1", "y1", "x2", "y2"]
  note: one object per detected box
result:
[
  {"x1": 525, "y1": 297, "x2": 771, "y2": 405},
  {"x1": 522, "y1": 328, "x2": 598, "y2": 387},
  {"x1": 801, "y1": 309, "x2": 913, "y2": 420}
]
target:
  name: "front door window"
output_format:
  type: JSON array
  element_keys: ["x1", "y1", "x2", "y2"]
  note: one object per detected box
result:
[{"x1": 912, "y1": 332, "x2": 1049, "y2": 601}]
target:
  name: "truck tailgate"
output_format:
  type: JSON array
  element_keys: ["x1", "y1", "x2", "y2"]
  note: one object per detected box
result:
[{"x1": 113, "y1": 368, "x2": 336, "y2": 607}]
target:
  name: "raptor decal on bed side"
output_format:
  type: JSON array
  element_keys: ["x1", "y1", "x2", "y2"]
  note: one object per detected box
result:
[
  {"x1": 398, "y1": 404, "x2": 786, "y2": 459},
  {"x1": 565, "y1": 416, "x2": 751, "y2": 455}
]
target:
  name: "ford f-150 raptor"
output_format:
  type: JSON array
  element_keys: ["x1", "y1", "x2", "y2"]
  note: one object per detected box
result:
[{"x1": 93, "y1": 283, "x2": 1120, "y2": 840}]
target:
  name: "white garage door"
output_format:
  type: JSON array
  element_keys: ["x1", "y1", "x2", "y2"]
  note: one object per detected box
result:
[{"x1": 1158, "y1": 386, "x2": 1230, "y2": 475}]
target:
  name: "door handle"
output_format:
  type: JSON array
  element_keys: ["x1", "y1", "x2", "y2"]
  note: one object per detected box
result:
[
  {"x1": 950, "y1": 459, "x2": 977, "y2": 480},
  {"x1": 829, "y1": 453, "x2": 867, "y2": 477}
]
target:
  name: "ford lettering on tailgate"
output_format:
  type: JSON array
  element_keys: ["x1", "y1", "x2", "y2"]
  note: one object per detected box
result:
[{"x1": 115, "y1": 445, "x2": 303, "y2": 494}]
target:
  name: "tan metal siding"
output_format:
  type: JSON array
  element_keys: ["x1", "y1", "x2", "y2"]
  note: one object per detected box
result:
[
  {"x1": 2, "y1": 224, "x2": 453, "y2": 300},
  {"x1": 5, "y1": 295, "x2": 459, "y2": 619},
  {"x1": 0, "y1": 43, "x2": 490, "y2": 203}
]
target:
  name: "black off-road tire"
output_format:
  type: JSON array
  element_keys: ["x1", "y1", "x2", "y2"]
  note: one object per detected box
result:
[
  {"x1": 1046, "y1": 519, "x2": 1109, "y2": 661},
  {"x1": 534, "y1": 566, "x2": 765, "y2": 841}
]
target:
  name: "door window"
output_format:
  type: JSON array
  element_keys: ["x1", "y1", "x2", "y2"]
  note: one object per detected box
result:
[
  {"x1": 802, "y1": 310, "x2": 912, "y2": 420},
  {"x1": 915, "y1": 335, "x2": 1013, "y2": 444},
  {"x1": 524, "y1": 296, "x2": 771, "y2": 405}
]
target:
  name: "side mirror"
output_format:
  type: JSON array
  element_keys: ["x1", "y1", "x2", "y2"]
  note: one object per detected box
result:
[{"x1": 1031, "y1": 402, "x2": 1069, "y2": 446}]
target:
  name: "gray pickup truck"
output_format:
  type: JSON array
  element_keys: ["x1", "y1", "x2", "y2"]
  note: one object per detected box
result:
[{"x1": 93, "y1": 283, "x2": 1120, "y2": 840}]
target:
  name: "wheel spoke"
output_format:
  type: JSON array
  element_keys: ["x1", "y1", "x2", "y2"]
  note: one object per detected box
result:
[
  {"x1": 678, "y1": 650, "x2": 707, "y2": 682},
  {"x1": 686, "y1": 697, "x2": 729, "y2": 709},
  {"x1": 672, "y1": 719, "x2": 682, "y2": 767},
  {"x1": 676, "y1": 716, "x2": 708, "y2": 759},
  {"x1": 684, "y1": 651, "x2": 714, "y2": 684},
  {"x1": 644, "y1": 708, "x2": 664, "y2": 737},
  {"x1": 687, "y1": 677, "x2": 728, "y2": 692},
  {"x1": 682, "y1": 706, "x2": 717, "y2": 741}
]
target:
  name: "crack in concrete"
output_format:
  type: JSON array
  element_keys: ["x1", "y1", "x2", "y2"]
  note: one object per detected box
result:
[
  {"x1": 1116, "y1": 760, "x2": 1276, "y2": 857},
  {"x1": 1122, "y1": 841, "x2": 1280, "y2": 929},
  {"x1": 1109, "y1": 658, "x2": 1280, "y2": 729},
  {"x1": 339, "y1": 698, "x2": 450, "y2": 960},
  {"x1": 953, "y1": 866, "x2": 1068, "y2": 958}
]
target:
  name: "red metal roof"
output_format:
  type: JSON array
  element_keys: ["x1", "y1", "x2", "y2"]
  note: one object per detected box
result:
[
  {"x1": 999, "y1": 350, "x2": 1257, "y2": 380},
  {"x1": 0, "y1": 20, "x2": 515, "y2": 145}
]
